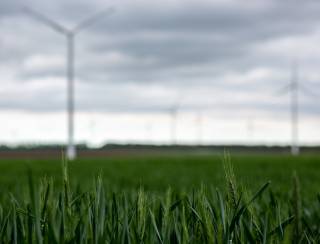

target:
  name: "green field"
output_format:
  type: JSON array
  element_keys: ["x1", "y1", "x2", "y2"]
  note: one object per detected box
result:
[
  {"x1": 0, "y1": 153, "x2": 319, "y2": 243},
  {"x1": 0, "y1": 153, "x2": 319, "y2": 194}
]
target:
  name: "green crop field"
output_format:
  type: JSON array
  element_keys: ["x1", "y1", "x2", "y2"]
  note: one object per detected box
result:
[
  {"x1": 0, "y1": 154, "x2": 319, "y2": 196},
  {"x1": 0, "y1": 153, "x2": 319, "y2": 243}
]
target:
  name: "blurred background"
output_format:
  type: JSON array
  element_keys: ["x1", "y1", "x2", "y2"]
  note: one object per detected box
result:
[{"x1": 0, "y1": 0, "x2": 320, "y2": 154}]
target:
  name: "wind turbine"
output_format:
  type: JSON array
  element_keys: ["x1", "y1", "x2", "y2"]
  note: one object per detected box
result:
[
  {"x1": 278, "y1": 62, "x2": 299, "y2": 155},
  {"x1": 290, "y1": 63, "x2": 299, "y2": 155},
  {"x1": 169, "y1": 104, "x2": 179, "y2": 145},
  {"x1": 168, "y1": 94, "x2": 183, "y2": 145},
  {"x1": 195, "y1": 110, "x2": 204, "y2": 145},
  {"x1": 246, "y1": 117, "x2": 254, "y2": 144},
  {"x1": 145, "y1": 120, "x2": 153, "y2": 144},
  {"x1": 24, "y1": 7, "x2": 115, "y2": 160},
  {"x1": 277, "y1": 61, "x2": 320, "y2": 155}
]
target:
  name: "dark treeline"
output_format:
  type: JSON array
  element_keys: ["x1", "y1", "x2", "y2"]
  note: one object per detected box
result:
[{"x1": 0, "y1": 143, "x2": 320, "y2": 154}]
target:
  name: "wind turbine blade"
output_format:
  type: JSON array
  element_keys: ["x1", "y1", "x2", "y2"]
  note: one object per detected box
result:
[
  {"x1": 73, "y1": 7, "x2": 115, "y2": 33},
  {"x1": 23, "y1": 7, "x2": 68, "y2": 34},
  {"x1": 274, "y1": 83, "x2": 292, "y2": 96},
  {"x1": 175, "y1": 93, "x2": 185, "y2": 111},
  {"x1": 300, "y1": 84, "x2": 320, "y2": 98}
]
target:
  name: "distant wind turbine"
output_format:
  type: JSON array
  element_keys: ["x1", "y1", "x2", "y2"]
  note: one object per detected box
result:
[
  {"x1": 145, "y1": 121, "x2": 153, "y2": 143},
  {"x1": 170, "y1": 104, "x2": 179, "y2": 145},
  {"x1": 24, "y1": 7, "x2": 115, "y2": 160},
  {"x1": 195, "y1": 111, "x2": 204, "y2": 145},
  {"x1": 278, "y1": 62, "x2": 300, "y2": 155},
  {"x1": 169, "y1": 95, "x2": 183, "y2": 145},
  {"x1": 290, "y1": 63, "x2": 299, "y2": 155},
  {"x1": 246, "y1": 117, "x2": 254, "y2": 144}
]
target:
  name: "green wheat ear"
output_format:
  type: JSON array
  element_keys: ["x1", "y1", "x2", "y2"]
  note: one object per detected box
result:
[
  {"x1": 292, "y1": 171, "x2": 301, "y2": 243},
  {"x1": 137, "y1": 187, "x2": 146, "y2": 241},
  {"x1": 61, "y1": 153, "x2": 71, "y2": 213},
  {"x1": 223, "y1": 151, "x2": 238, "y2": 210}
]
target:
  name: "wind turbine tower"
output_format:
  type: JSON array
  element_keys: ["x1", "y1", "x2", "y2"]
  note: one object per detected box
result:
[
  {"x1": 290, "y1": 62, "x2": 299, "y2": 155},
  {"x1": 279, "y1": 62, "x2": 300, "y2": 155},
  {"x1": 196, "y1": 111, "x2": 204, "y2": 145},
  {"x1": 24, "y1": 7, "x2": 114, "y2": 160},
  {"x1": 170, "y1": 105, "x2": 178, "y2": 145},
  {"x1": 246, "y1": 117, "x2": 254, "y2": 144},
  {"x1": 169, "y1": 93, "x2": 183, "y2": 145}
]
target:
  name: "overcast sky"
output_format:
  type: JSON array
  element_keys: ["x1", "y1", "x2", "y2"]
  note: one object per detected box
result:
[{"x1": 0, "y1": 0, "x2": 320, "y2": 146}]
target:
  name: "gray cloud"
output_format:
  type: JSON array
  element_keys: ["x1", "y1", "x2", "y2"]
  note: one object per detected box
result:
[{"x1": 0, "y1": 0, "x2": 320, "y2": 117}]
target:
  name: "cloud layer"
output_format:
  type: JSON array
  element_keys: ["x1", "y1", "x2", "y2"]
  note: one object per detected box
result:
[{"x1": 0, "y1": 0, "x2": 320, "y2": 144}]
